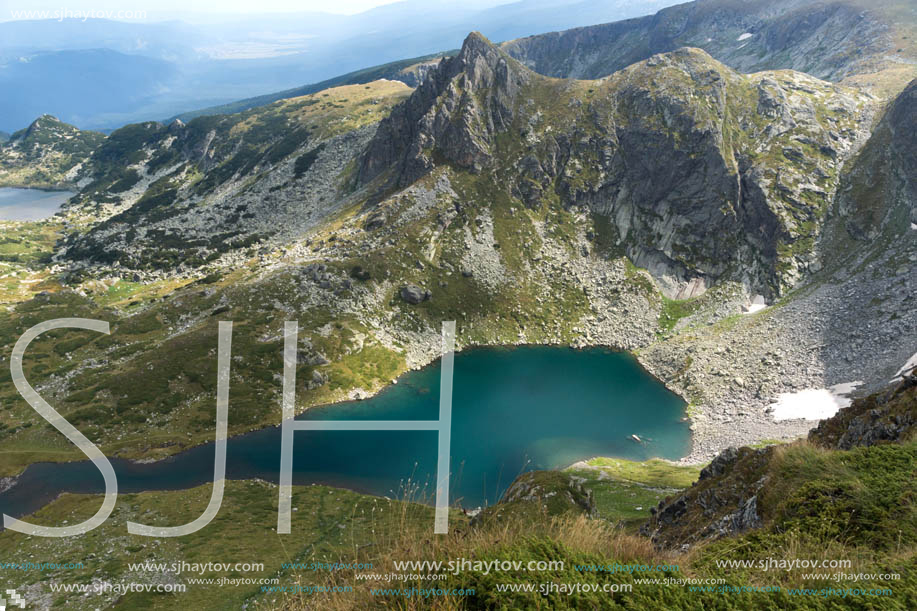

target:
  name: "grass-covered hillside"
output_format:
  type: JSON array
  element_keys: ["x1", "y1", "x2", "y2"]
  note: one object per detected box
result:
[
  {"x1": 170, "y1": 52, "x2": 449, "y2": 124},
  {"x1": 58, "y1": 79, "x2": 412, "y2": 269},
  {"x1": 0, "y1": 220, "x2": 63, "y2": 303}
]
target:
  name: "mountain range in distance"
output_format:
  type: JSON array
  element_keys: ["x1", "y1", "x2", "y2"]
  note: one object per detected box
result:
[{"x1": 0, "y1": 0, "x2": 682, "y2": 133}]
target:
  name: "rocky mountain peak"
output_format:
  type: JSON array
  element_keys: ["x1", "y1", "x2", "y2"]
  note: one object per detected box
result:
[
  {"x1": 501, "y1": 0, "x2": 909, "y2": 87},
  {"x1": 358, "y1": 31, "x2": 529, "y2": 188},
  {"x1": 357, "y1": 35, "x2": 877, "y2": 297},
  {"x1": 0, "y1": 114, "x2": 104, "y2": 189},
  {"x1": 28, "y1": 114, "x2": 61, "y2": 127},
  {"x1": 12, "y1": 114, "x2": 74, "y2": 143},
  {"x1": 450, "y1": 31, "x2": 522, "y2": 90}
]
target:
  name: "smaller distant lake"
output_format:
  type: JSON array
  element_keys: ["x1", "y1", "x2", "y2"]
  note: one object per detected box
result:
[{"x1": 0, "y1": 188, "x2": 72, "y2": 221}]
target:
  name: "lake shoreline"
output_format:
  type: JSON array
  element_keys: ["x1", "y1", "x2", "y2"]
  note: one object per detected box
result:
[
  {"x1": 0, "y1": 474, "x2": 19, "y2": 495},
  {"x1": 0, "y1": 183, "x2": 73, "y2": 192},
  {"x1": 0, "y1": 345, "x2": 691, "y2": 521},
  {"x1": 0, "y1": 330, "x2": 817, "y2": 484}
]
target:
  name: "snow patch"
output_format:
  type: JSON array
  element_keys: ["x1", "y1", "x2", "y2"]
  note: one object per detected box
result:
[
  {"x1": 769, "y1": 381, "x2": 863, "y2": 421},
  {"x1": 911, "y1": 222, "x2": 917, "y2": 231},
  {"x1": 742, "y1": 294, "x2": 767, "y2": 314},
  {"x1": 891, "y1": 352, "x2": 917, "y2": 382},
  {"x1": 737, "y1": 32, "x2": 753, "y2": 41}
]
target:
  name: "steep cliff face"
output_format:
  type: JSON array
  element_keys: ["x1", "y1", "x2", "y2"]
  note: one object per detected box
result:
[
  {"x1": 359, "y1": 32, "x2": 529, "y2": 188},
  {"x1": 830, "y1": 78, "x2": 917, "y2": 245},
  {"x1": 552, "y1": 51, "x2": 876, "y2": 296},
  {"x1": 360, "y1": 34, "x2": 874, "y2": 297},
  {"x1": 500, "y1": 0, "x2": 908, "y2": 86}
]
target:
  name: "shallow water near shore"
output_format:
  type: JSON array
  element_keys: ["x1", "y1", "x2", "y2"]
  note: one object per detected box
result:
[{"x1": 0, "y1": 346, "x2": 690, "y2": 520}]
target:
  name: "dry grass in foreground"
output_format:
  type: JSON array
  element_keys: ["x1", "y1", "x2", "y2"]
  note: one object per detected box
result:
[{"x1": 270, "y1": 511, "x2": 670, "y2": 611}]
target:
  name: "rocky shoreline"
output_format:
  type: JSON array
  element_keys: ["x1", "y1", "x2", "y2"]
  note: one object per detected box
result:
[{"x1": 0, "y1": 474, "x2": 18, "y2": 495}]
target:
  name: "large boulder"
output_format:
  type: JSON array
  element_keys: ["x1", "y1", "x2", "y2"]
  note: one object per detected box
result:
[{"x1": 399, "y1": 284, "x2": 431, "y2": 304}]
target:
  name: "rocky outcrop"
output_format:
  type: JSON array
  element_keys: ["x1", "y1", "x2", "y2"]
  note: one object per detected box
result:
[
  {"x1": 399, "y1": 284, "x2": 431, "y2": 304},
  {"x1": 809, "y1": 374, "x2": 917, "y2": 450},
  {"x1": 698, "y1": 446, "x2": 741, "y2": 481},
  {"x1": 472, "y1": 471, "x2": 597, "y2": 525},
  {"x1": 359, "y1": 32, "x2": 529, "y2": 188},
  {"x1": 641, "y1": 446, "x2": 771, "y2": 548},
  {"x1": 644, "y1": 375, "x2": 917, "y2": 548}
]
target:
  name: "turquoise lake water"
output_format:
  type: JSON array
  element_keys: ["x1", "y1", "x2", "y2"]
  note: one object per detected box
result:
[{"x1": 0, "y1": 346, "x2": 690, "y2": 518}]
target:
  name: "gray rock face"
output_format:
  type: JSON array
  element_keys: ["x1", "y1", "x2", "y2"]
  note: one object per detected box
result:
[
  {"x1": 642, "y1": 445, "x2": 772, "y2": 548},
  {"x1": 500, "y1": 0, "x2": 896, "y2": 83},
  {"x1": 297, "y1": 347, "x2": 330, "y2": 366},
  {"x1": 701, "y1": 495, "x2": 762, "y2": 539},
  {"x1": 359, "y1": 32, "x2": 528, "y2": 188},
  {"x1": 361, "y1": 32, "x2": 875, "y2": 298},
  {"x1": 836, "y1": 412, "x2": 915, "y2": 450},
  {"x1": 833, "y1": 78, "x2": 917, "y2": 245},
  {"x1": 699, "y1": 446, "x2": 740, "y2": 481},
  {"x1": 308, "y1": 369, "x2": 328, "y2": 389},
  {"x1": 810, "y1": 376, "x2": 917, "y2": 450},
  {"x1": 399, "y1": 284, "x2": 431, "y2": 304}
]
